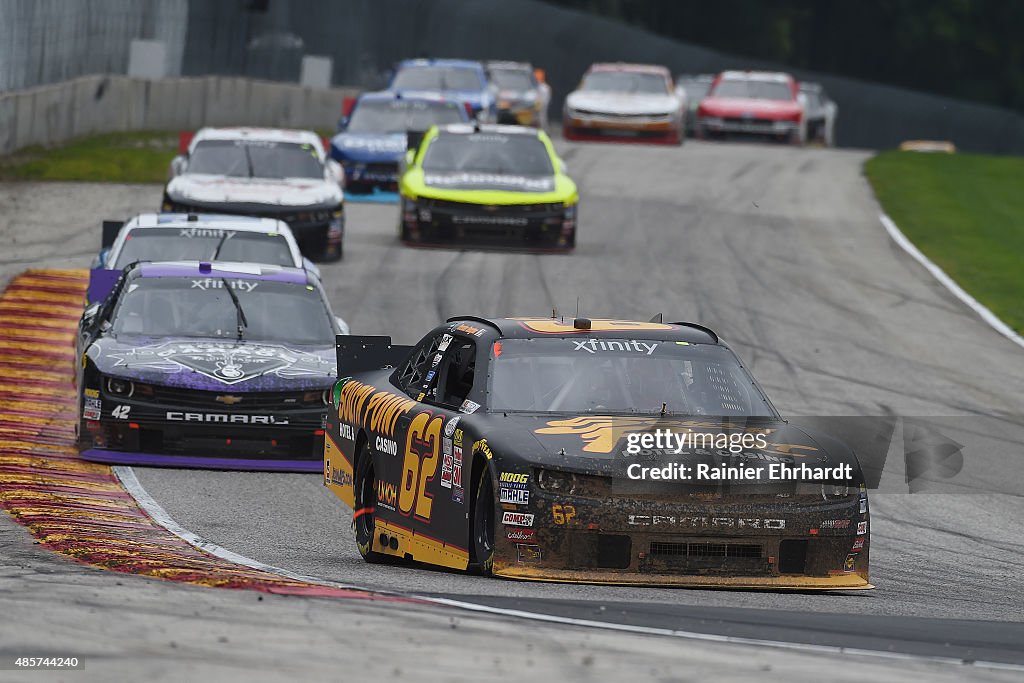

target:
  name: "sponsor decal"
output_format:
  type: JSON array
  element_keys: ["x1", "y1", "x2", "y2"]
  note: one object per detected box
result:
[
  {"x1": 423, "y1": 172, "x2": 555, "y2": 193},
  {"x1": 820, "y1": 519, "x2": 851, "y2": 529},
  {"x1": 502, "y1": 511, "x2": 534, "y2": 527},
  {"x1": 844, "y1": 554, "x2": 856, "y2": 572},
  {"x1": 500, "y1": 487, "x2": 529, "y2": 505},
  {"x1": 852, "y1": 537, "x2": 865, "y2": 552},
  {"x1": 431, "y1": 353, "x2": 443, "y2": 367},
  {"x1": 108, "y1": 341, "x2": 333, "y2": 386},
  {"x1": 628, "y1": 515, "x2": 785, "y2": 530},
  {"x1": 499, "y1": 472, "x2": 529, "y2": 485},
  {"x1": 338, "y1": 422, "x2": 355, "y2": 440},
  {"x1": 179, "y1": 228, "x2": 237, "y2": 239},
  {"x1": 857, "y1": 521, "x2": 868, "y2": 534},
  {"x1": 376, "y1": 480, "x2": 397, "y2": 511},
  {"x1": 374, "y1": 435, "x2": 398, "y2": 457},
  {"x1": 190, "y1": 278, "x2": 258, "y2": 292},
  {"x1": 83, "y1": 407, "x2": 101, "y2": 421},
  {"x1": 451, "y1": 444, "x2": 463, "y2": 502},
  {"x1": 453, "y1": 429, "x2": 463, "y2": 448},
  {"x1": 215, "y1": 394, "x2": 243, "y2": 406},
  {"x1": 166, "y1": 411, "x2": 288, "y2": 425},
  {"x1": 443, "y1": 416, "x2": 460, "y2": 438},
  {"x1": 473, "y1": 438, "x2": 494, "y2": 460},
  {"x1": 336, "y1": 380, "x2": 417, "y2": 439},
  {"x1": 506, "y1": 528, "x2": 537, "y2": 543},
  {"x1": 440, "y1": 442, "x2": 454, "y2": 489},
  {"x1": 452, "y1": 486, "x2": 464, "y2": 504},
  {"x1": 460, "y1": 399, "x2": 480, "y2": 414},
  {"x1": 425, "y1": 370, "x2": 435, "y2": 383},
  {"x1": 572, "y1": 339, "x2": 658, "y2": 355},
  {"x1": 438, "y1": 334, "x2": 454, "y2": 352},
  {"x1": 516, "y1": 544, "x2": 543, "y2": 563},
  {"x1": 84, "y1": 388, "x2": 100, "y2": 399},
  {"x1": 860, "y1": 498, "x2": 867, "y2": 514},
  {"x1": 329, "y1": 467, "x2": 352, "y2": 488},
  {"x1": 453, "y1": 323, "x2": 486, "y2": 338}
]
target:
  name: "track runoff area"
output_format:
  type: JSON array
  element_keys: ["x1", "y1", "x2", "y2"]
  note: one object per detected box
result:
[{"x1": 2, "y1": 135, "x2": 1024, "y2": 677}]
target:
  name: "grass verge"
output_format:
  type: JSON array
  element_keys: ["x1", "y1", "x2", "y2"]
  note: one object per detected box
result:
[
  {"x1": 864, "y1": 150, "x2": 1024, "y2": 335},
  {"x1": 0, "y1": 131, "x2": 178, "y2": 183}
]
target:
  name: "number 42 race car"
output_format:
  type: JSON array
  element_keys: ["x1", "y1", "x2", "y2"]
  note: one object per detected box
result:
[{"x1": 324, "y1": 316, "x2": 871, "y2": 588}]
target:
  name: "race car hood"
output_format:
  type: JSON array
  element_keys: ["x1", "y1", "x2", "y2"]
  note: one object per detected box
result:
[
  {"x1": 86, "y1": 336, "x2": 337, "y2": 392},
  {"x1": 403, "y1": 168, "x2": 576, "y2": 204},
  {"x1": 166, "y1": 174, "x2": 343, "y2": 208},
  {"x1": 699, "y1": 96, "x2": 802, "y2": 120},
  {"x1": 566, "y1": 91, "x2": 680, "y2": 116},
  {"x1": 485, "y1": 414, "x2": 854, "y2": 481},
  {"x1": 330, "y1": 132, "x2": 406, "y2": 163}
]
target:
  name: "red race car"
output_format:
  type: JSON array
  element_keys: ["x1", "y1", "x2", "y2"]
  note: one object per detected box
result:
[{"x1": 695, "y1": 71, "x2": 806, "y2": 144}]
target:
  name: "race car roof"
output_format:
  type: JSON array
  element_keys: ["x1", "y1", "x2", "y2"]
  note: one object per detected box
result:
[
  {"x1": 134, "y1": 261, "x2": 310, "y2": 284},
  {"x1": 189, "y1": 127, "x2": 324, "y2": 153},
  {"x1": 397, "y1": 58, "x2": 484, "y2": 70},
  {"x1": 486, "y1": 61, "x2": 534, "y2": 71},
  {"x1": 589, "y1": 62, "x2": 671, "y2": 75},
  {"x1": 124, "y1": 213, "x2": 290, "y2": 234},
  {"x1": 719, "y1": 70, "x2": 794, "y2": 83},
  {"x1": 358, "y1": 90, "x2": 456, "y2": 105},
  {"x1": 449, "y1": 317, "x2": 720, "y2": 344}
]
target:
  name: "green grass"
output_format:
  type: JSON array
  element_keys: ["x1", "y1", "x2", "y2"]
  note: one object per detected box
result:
[
  {"x1": 0, "y1": 131, "x2": 179, "y2": 183},
  {"x1": 865, "y1": 150, "x2": 1024, "y2": 335}
]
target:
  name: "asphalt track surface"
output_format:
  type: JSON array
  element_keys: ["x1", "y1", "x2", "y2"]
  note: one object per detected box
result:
[{"x1": 3, "y1": 139, "x2": 1024, "y2": 673}]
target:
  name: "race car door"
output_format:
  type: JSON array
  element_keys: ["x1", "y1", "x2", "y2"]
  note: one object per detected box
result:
[{"x1": 387, "y1": 330, "x2": 480, "y2": 569}]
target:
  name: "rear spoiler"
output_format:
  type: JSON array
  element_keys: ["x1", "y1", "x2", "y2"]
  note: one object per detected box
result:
[
  {"x1": 336, "y1": 335, "x2": 413, "y2": 375},
  {"x1": 102, "y1": 220, "x2": 124, "y2": 248},
  {"x1": 86, "y1": 268, "x2": 121, "y2": 305}
]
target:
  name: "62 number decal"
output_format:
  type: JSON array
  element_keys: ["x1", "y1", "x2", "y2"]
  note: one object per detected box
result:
[{"x1": 398, "y1": 413, "x2": 443, "y2": 522}]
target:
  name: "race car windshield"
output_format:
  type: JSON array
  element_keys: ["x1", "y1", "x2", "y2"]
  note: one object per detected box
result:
[
  {"x1": 346, "y1": 100, "x2": 466, "y2": 134},
  {"x1": 112, "y1": 229, "x2": 295, "y2": 270},
  {"x1": 581, "y1": 71, "x2": 669, "y2": 94},
  {"x1": 490, "y1": 69, "x2": 535, "y2": 92},
  {"x1": 489, "y1": 338, "x2": 775, "y2": 417},
  {"x1": 711, "y1": 79, "x2": 794, "y2": 101},
  {"x1": 422, "y1": 134, "x2": 553, "y2": 175},
  {"x1": 187, "y1": 140, "x2": 324, "y2": 179},
  {"x1": 392, "y1": 66, "x2": 483, "y2": 92},
  {"x1": 110, "y1": 278, "x2": 334, "y2": 344}
]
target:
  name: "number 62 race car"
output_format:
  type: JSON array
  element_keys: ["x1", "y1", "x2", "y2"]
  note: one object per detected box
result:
[{"x1": 324, "y1": 316, "x2": 871, "y2": 588}]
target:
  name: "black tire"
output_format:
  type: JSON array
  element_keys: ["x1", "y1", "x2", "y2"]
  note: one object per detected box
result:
[
  {"x1": 353, "y1": 440, "x2": 386, "y2": 563},
  {"x1": 470, "y1": 465, "x2": 496, "y2": 575}
]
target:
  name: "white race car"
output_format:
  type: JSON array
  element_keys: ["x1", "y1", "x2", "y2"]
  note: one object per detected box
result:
[
  {"x1": 563, "y1": 63, "x2": 684, "y2": 145},
  {"x1": 164, "y1": 128, "x2": 346, "y2": 260}
]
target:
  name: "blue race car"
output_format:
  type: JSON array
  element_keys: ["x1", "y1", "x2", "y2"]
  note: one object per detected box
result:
[
  {"x1": 330, "y1": 92, "x2": 469, "y2": 195},
  {"x1": 387, "y1": 59, "x2": 497, "y2": 123}
]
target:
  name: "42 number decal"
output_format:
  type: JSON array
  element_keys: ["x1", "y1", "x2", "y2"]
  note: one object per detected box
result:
[
  {"x1": 111, "y1": 405, "x2": 131, "y2": 420},
  {"x1": 398, "y1": 413, "x2": 443, "y2": 522}
]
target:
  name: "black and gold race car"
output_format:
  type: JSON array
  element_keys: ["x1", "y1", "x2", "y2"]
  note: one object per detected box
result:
[
  {"x1": 324, "y1": 317, "x2": 871, "y2": 588},
  {"x1": 398, "y1": 124, "x2": 578, "y2": 251}
]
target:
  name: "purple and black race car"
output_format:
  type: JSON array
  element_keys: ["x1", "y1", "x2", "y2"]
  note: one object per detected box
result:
[{"x1": 74, "y1": 261, "x2": 345, "y2": 472}]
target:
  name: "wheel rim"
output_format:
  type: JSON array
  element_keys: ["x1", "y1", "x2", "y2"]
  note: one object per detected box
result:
[
  {"x1": 355, "y1": 459, "x2": 375, "y2": 542},
  {"x1": 474, "y1": 475, "x2": 494, "y2": 556}
]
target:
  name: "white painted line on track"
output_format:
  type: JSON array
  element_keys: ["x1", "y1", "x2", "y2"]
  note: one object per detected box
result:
[
  {"x1": 880, "y1": 212, "x2": 1024, "y2": 351},
  {"x1": 113, "y1": 465, "x2": 1024, "y2": 673}
]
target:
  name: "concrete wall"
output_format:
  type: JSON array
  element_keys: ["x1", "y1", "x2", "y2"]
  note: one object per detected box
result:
[{"x1": 0, "y1": 75, "x2": 358, "y2": 154}]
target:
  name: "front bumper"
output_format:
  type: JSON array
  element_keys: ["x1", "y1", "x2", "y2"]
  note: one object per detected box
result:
[
  {"x1": 402, "y1": 197, "x2": 576, "y2": 251},
  {"x1": 494, "y1": 492, "x2": 871, "y2": 588},
  {"x1": 563, "y1": 112, "x2": 680, "y2": 144},
  {"x1": 698, "y1": 116, "x2": 799, "y2": 138},
  {"x1": 78, "y1": 386, "x2": 327, "y2": 471},
  {"x1": 342, "y1": 161, "x2": 399, "y2": 193}
]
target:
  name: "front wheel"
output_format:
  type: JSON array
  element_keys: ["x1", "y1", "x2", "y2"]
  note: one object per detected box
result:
[
  {"x1": 353, "y1": 441, "x2": 386, "y2": 563},
  {"x1": 470, "y1": 466, "x2": 495, "y2": 575}
]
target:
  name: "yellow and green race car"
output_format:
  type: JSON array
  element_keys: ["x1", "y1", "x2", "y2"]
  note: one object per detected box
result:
[{"x1": 398, "y1": 124, "x2": 578, "y2": 251}]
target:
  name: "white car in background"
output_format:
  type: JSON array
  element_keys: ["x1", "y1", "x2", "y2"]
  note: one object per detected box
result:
[
  {"x1": 799, "y1": 82, "x2": 838, "y2": 146},
  {"x1": 563, "y1": 63, "x2": 685, "y2": 145},
  {"x1": 164, "y1": 128, "x2": 346, "y2": 261}
]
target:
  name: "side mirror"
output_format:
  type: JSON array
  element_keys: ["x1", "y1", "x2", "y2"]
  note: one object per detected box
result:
[
  {"x1": 82, "y1": 302, "x2": 101, "y2": 326},
  {"x1": 336, "y1": 116, "x2": 349, "y2": 132},
  {"x1": 170, "y1": 155, "x2": 188, "y2": 178}
]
